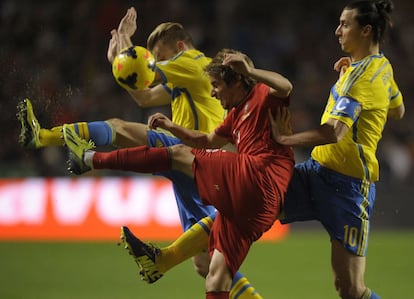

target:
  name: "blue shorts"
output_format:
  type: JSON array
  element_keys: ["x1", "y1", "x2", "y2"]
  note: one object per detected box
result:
[
  {"x1": 147, "y1": 130, "x2": 216, "y2": 231},
  {"x1": 280, "y1": 158, "x2": 376, "y2": 256}
]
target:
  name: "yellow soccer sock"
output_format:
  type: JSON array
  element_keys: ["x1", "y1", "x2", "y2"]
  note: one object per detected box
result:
[
  {"x1": 156, "y1": 215, "x2": 213, "y2": 273},
  {"x1": 38, "y1": 122, "x2": 91, "y2": 147},
  {"x1": 73, "y1": 122, "x2": 91, "y2": 140},
  {"x1": 230, "y1": 274, "x2": 263, "y2": 299},
  {"x1": 38, "y1": 126, "x2": 65, "y2": 147}
]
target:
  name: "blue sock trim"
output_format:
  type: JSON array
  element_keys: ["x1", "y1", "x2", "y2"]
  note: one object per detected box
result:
[
  {"x1": 370, "y1": 291, "x2": 380, "y2": 299},
  {"x1": 198, "y1": 216, "x2": 213, "y2": 235},
  {"x1": 231, "y1": 272, "x2": 243, "y2": 287},
  {"x1": 87, "y1": 121, "x2": 113, "y2": 146},
  {"x1": 209, "y1": 211, "x2": 217, "y2": 222},
  {"x1": 232, "y1": 272, "x2": 253, "y2": 299}
]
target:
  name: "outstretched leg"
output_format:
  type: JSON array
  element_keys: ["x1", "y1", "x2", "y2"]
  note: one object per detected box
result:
[
  {"x1": 17, "y1": 99, "x2": 149, "y2": 149},
  {"x1": 64, "y1": 124, "x2": 195, "y2": 176},
  {"x1": 120, "y1": 216, "x2": 264, "y2": 299}
]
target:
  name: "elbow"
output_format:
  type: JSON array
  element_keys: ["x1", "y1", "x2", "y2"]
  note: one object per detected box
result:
[
  {"x1": 131, "y1": 95, "x2": 151, "y2": 108},
  {"x1": 392, "y1": 108, "x2": 405, "y2": 120},
  {"x1": 285, "y1": 81, "x2": 293, "y2": 96},
  {"x1": 280, "y1": 81, "x2": 293, "y2": 98},
  {"x1": 128, "y1": 90, "x2": 153, "y2": 108},
  {"x1": 135, "y1": 101, "x2": 148, "y2": 108},
  {"x1": 388, "y1": 104, "x2": 405, "y2": 120}
]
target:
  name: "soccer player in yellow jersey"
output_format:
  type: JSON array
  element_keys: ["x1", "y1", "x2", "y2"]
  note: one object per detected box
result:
[
  {"x1": 270, "y1": 0, "x2": 404, "y2": 298},
  {"x1": 17, "y1": 6, "x2": 263, "y2": 299}
]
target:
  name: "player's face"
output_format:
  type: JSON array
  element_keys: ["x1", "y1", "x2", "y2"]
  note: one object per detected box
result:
[
  {"x1": 335, "y1": 8, "x2": 364, "y2": 54},
  {"x1": 209, "y1": 76, "x2": 239, "y2": 110},
  {"x1": 152, "y1": 40, "x2": 179, "y2": 62}
]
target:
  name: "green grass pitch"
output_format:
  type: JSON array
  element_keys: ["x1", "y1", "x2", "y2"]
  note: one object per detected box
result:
[{"x1": 1, "y1": 229, "x2": 413, "y2": 298}]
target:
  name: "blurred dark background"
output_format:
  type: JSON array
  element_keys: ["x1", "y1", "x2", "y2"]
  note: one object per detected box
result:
[{"x1": 1, "y1": 0, "x2": 413, "y2": 227}]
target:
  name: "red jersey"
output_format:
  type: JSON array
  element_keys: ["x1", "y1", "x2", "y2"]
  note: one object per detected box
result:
[
  {"x1": 215, "y1": 82, "x2": 294, "y2": 197},
  {"x1": 192, "y1": 83, "x2": 294, "y2": 276}
]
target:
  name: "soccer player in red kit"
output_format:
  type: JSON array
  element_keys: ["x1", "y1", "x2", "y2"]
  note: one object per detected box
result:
[{"x1": 64, "y1": 48, "x2": 294, "y2": 299}]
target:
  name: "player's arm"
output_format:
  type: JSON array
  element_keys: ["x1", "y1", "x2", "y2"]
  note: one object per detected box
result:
[
  {"x1": 117, "y1": 7, "x2": 137, "y2": 52},
  {"x1": 107, "y1": 7, "x2": 137, "y2": 64},
  {"x1": 148, "y1": 113, "x2": 228, "y2": 149},
  {"x1": 222, "y1": 53, "x2": 292, "y2": 98},
  {"x1": 269, "y1": 107, "x2": 349, "y2": 147},
  {"x1": 127, "y1": 84, "x2": 171, "y2": 108},
  {"x1": 248, "y1": 68, "x2": 292, "y2": 98},
  {"x1": 107, "y1": 30, "x2": 118, "y2": 64},
  {"x1": 388, "y1": 102, "x2": 405, "y2": 120}
]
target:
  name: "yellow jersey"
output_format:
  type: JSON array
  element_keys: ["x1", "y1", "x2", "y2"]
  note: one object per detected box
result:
[
  {"x1": 311, "y1": 53, "x2": 403, "y2": 181},
  {"x1": 155, "y1": 49, "x2": 226, "y2": 133}
]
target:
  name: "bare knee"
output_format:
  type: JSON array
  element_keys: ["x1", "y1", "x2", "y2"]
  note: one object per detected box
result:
[
  {"x1": 106, "y1": 118, "x2": 123, "y2": 130},
  {"x1": 170, "y1": 144, "x2": 195, "y2": 177},
  {"x1": 106, "y1": 117, "x2": 126, "y2": 143},
  {"x1": 106, "y1": 118, "x2": 135, "y2": 136},
  {"x1": 106, "y1": 118, "x2": 148, "y2": 147}
]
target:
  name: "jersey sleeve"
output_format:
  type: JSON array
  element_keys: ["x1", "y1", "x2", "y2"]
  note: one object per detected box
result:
[
  {"x1": 155, "y1": 53, "x2": 199, "y2": 88},
  {"x1": 330, "y1": 96, "x2": 362, "y2": 127},
  {"x1": 389, "y1": 77, "x2": 403, "y2": 109}
]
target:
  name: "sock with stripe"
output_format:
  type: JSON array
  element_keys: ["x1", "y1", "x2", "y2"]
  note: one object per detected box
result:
[
  {"x1": 92, "y1": 145, "x2": 171, "y2": 173},
  {"x1": 38, "y1": 126, "x2": 65, "y2": 147},
  {"x1": 155, "y1": 214, "x2": 214, "y2": 273},
  {"x1": 39, "y1": 121, "x2": 114, "y2": 147},
  {"x1": 230, "y1": 272, "x2": 263, "y2": 299}
]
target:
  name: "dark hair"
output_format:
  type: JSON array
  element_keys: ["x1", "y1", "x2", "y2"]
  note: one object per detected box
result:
[
  {"x1": 205, "y1": 48, "x2": 256, "y2": 90},
  {"x1": 146, "y1": 22, "x2": 194, "y2": 51},
  {"x1": 345, "y1": 0, "x2": 394, "y2": 43}
]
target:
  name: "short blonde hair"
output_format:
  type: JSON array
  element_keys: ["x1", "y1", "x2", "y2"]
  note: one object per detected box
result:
[{"x1": 147, "y1": 22, "x2": 194, "y2": 51}]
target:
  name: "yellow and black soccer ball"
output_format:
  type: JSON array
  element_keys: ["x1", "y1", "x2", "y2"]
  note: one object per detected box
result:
[{"x1": 112, "y1": 46, "x2": 155, "y2": 91}]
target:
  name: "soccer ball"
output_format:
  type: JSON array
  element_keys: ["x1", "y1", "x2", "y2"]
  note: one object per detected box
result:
[{"x1": 112, "y1": 46, "x2": 156, "y2": 91}]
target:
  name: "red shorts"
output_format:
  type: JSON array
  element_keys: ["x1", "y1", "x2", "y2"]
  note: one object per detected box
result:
[{"x1": 192, "y1": 149, "x2": 288, "y2": 275}]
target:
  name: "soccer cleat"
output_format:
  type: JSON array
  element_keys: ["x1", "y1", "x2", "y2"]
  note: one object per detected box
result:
[
  {"x1": 120, "y1": 226, "x2": 164, "y2": 284},
  {"x1": 63, "y1": 124, "x2": 95, "y2": 175},
  {"x1": 16, "y1": 98, "x2": 42, "y2": 149}
]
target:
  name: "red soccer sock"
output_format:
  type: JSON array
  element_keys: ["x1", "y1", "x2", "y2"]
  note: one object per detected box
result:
[
  {"x1": 206, "y1": 291, "x2": 229, "y2": 299},
  {"x1": 92, "y1": 146, "x2": 171, "y2": 173}
]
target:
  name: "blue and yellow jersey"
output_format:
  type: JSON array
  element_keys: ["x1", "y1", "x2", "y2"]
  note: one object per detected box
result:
[
  {"x1": 154, "y1": 49, "x2": 226, "y2": 133},
  {"x1": 311, "y1": 53, "x2": 403, "y2": 181}
]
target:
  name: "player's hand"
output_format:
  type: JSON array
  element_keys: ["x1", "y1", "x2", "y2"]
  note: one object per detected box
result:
[
  {"x1": 118, "y1": 7, "x2": 137, "y2": 37},
  {"x1": 107, "y1": 29, "x2": 118, "y2": 64},
  {"x1": 148, "y1": 113, "x2": 173, "y2": 130},
  {"x1": 222, "y1": 53, "x2": 252, "y2": 76},
  {"x1": 268, "y1": 107, "x2": 292, "y2": 144},
  {"x1": 334, "y1": 56, "x2": 351, "y2": 77}
]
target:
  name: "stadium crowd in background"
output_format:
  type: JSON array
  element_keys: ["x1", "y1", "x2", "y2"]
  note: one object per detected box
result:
[{"x1": 1, "y1": 0, "x2": 413, "y2": 210}]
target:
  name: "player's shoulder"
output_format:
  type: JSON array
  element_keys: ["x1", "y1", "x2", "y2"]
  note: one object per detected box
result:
[{"x1": 358, "y1": 53, "x2": 392, "y2": 77}]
